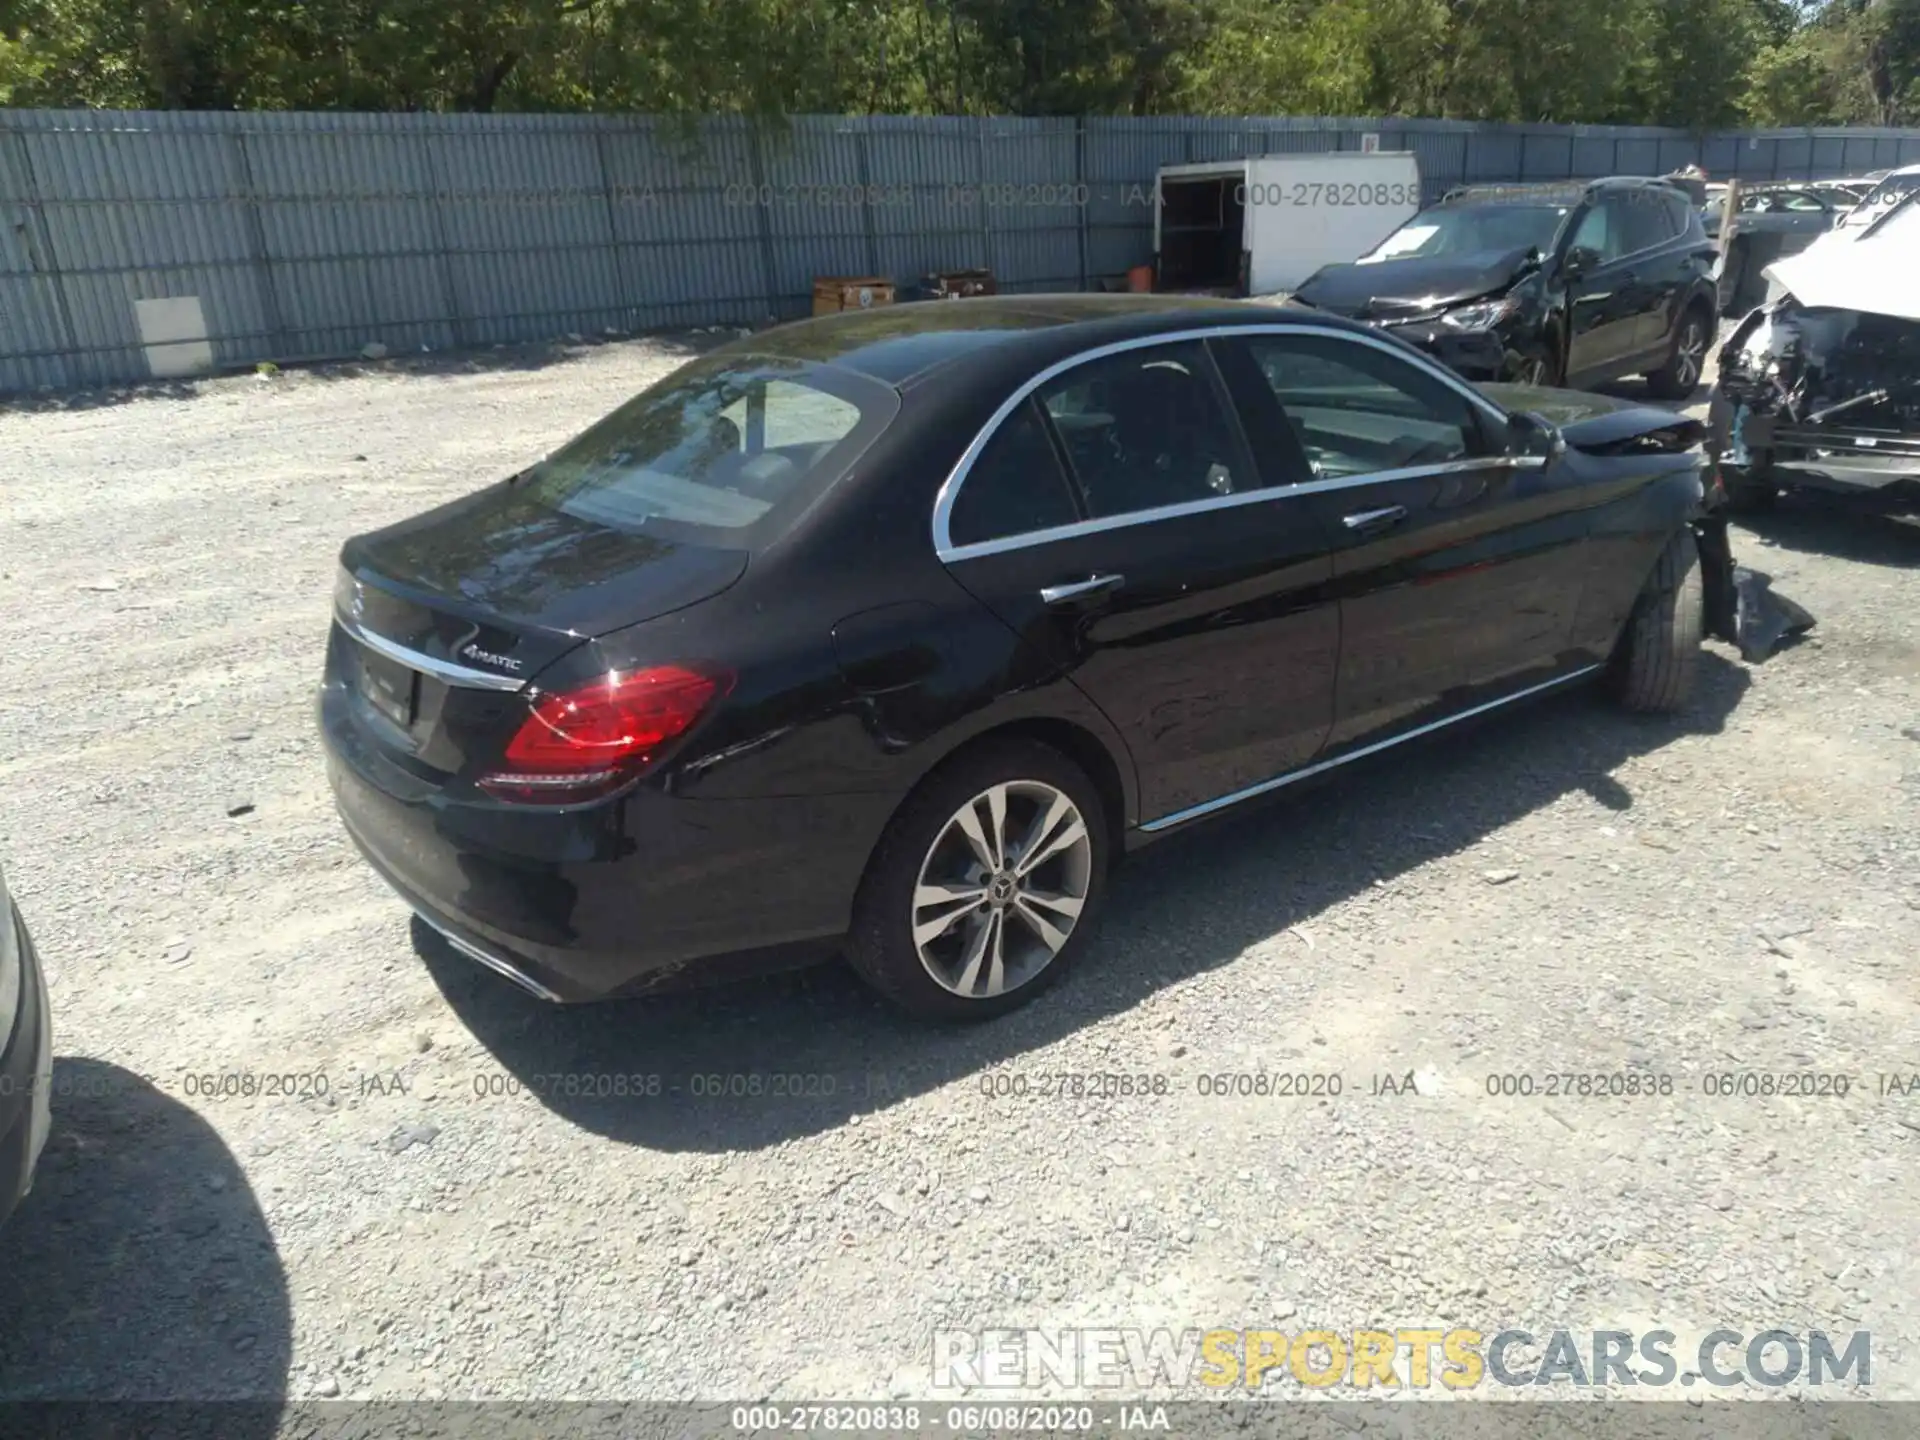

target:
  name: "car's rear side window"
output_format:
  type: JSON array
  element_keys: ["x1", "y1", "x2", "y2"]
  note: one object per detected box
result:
[
  {"x1": 519, "y1": 353, "x2": 895, "y2": 546},
  {"x1": 947, "y1": 397, "x2": 1082, "y2": 547},
  {"x1": 1036, "y1": 342, "x2": 1255, "y2": 519},
  {"x1": 1621, "y1": 192, "x2": 1677, "y2": 253}
]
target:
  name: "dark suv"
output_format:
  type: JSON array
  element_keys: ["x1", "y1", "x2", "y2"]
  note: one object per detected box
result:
[{"x1": 1291, "y1": 177, "x2": 1720, "y2": 399}]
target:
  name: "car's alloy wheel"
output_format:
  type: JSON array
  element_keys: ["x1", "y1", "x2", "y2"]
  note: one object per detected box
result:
[
  {"x1": 911, "y1": 780, "x2": 1092, "y2": 999},
  {"x1": 1647, "y1": 310, "x2": 1710, "y2": 400},
  {"x1": 846, "y1": 737, "x2": 1109, "y2": 1021},
  {"x1": 1673, "y1": 319, "x2": 1705, "y2": 392}
]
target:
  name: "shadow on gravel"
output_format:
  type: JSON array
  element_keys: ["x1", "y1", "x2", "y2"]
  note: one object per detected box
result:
[
  {"x1": 0, "y1": 1059, "x2": 290, "y2": 1409},
  {"x1": 1, "y1": 332, "x2": 718, "y2": 415},
  {"x1": 419, "y1": 654, "x2": 1752, "y2": 1154},
  {"x1": 1733, "y1": 495, "x2": 1920, "y2": 571}
]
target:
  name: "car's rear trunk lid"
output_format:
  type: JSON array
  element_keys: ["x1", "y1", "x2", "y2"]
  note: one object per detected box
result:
[{"x1": 331, "y1": 480, "x2": 748, "y2": 783}]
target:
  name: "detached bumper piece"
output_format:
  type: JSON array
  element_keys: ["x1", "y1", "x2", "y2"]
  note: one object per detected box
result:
[
  {"x1": 1692, "y1": 510, "x2": 1816, "y2": 664},
  {"x1": 1732, "y1": 568, "x2": 1817, "y2": 663}
]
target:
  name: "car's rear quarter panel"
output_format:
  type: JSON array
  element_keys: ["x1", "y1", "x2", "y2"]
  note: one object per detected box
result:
[{"x1": 620, "y1": 406, "x2": 1142, "y2": 814}]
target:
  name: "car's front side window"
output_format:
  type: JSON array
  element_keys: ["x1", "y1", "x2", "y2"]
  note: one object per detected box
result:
[
  {"x1": 1567, "y1": 201, "x2": 1615, "y2": 258},
  {"x1": 1242, "y1": 334, "x2": 1481, "y2": 480},
  {"x1": 1036, "y1": 343, "x2": 1254, "y2": 520}
]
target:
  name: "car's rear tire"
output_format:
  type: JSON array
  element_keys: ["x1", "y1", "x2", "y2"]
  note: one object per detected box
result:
[
  {"x1": 1646, "y1": 305, "x2": 1712, "y2": 400},
  {"x1": 846, "y1": 737, "x2": 1109, "y2": 1021},
  {"x1": 1607, "y1": 529, "x2": 1704, "y2": 714},
  {"x1": 1514, "y1": 327, "x2": 1563, "y2": 388}
]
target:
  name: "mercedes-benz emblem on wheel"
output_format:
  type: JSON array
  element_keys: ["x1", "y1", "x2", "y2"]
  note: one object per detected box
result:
[{"x1": 911, "y1": 779, "x2": 1093, "y2": 1000}]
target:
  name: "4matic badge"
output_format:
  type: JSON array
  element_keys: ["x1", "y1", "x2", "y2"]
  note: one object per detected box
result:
[{"x1": 460, "y1": 642, "x2": 523, "y2": 672}]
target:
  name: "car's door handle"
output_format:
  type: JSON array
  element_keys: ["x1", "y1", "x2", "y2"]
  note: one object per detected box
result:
[
  {"x1": 1341, "y1": 505, "x2": 1408, "y2": 533},
  {"x1": 1039, "y1": 573, "x2": 1125, "y2": 606}
]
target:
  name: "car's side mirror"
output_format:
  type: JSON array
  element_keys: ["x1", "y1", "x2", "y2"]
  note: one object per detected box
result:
[
  {"x1": 1562, "y1": 245, "x2": 1600, "y2": 280},
  {"x1": 1506, "y1": 410, "x2": 1564, "y2": 460}
]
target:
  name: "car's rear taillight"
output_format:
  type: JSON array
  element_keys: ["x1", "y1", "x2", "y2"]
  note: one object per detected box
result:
[{"x1": 477, "y1": 665, "x2": 730, "y2": 804}]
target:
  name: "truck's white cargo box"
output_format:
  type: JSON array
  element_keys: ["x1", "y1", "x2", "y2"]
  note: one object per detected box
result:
[{"x1": 1155, "y1": 152, "x2": 1423, "y2": 296}]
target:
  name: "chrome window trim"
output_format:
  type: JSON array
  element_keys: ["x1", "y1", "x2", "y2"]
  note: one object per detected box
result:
[
  {"x1": 336, "y1": 613, "x2": 528, "y2": 693},
  {"x1": 931, "y1": 321, "x2": 1520, "y2": 561},
  {"x1": 938, "y1": 453, "x2": 1544, "y2": 563},
  {"x1": 1138, "y1": 664, "x2": 1601, "y2": 833}
]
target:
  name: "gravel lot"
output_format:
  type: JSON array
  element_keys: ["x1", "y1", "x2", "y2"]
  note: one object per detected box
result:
[{"x1": 2, "y1": 333, "x2": 1918, "y2": 1409}]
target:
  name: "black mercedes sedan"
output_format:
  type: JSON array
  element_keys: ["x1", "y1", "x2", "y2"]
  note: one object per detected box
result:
[
  {"x1": 321, "y1": 296, "x2": 1729, "y2": 1021},
  {"x1": 1291, "y1": 177, "x2": 1719, "y2": 399}
]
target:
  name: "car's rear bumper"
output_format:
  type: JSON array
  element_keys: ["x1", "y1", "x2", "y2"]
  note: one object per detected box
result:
[
  {"x1": 319, "y1": 684, "x2": 893, "y2": 1002},
  {"x1": 1, "y1": 903, "x2": 53, "y2": 1230}
]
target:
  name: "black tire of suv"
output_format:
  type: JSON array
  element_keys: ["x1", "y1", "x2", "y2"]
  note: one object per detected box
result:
[
  {"x1": 846, "y1": 737, "x2": 1110, "y2": 1022},
  {"x1": 1646, "y1": 305, "x2": 1712, "y2": 401},
  {"x1": 1607, "y1": 529, "x2": 1704, "y2": 714},
  {"x1": 1515, "y1": 324, "x2": 1564, "y2": 388}
]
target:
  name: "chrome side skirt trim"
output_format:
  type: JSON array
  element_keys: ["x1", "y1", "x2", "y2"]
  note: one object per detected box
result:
[
  {"x1": 415, "y1": 910, "x2": 564, "y2": 1002},
  {"x1": 1137, "y1": 665, "x2": 1603, "y2": 834},
  {"x1": 337, "y1": 614, "x2": 527, "y2": 693},
  {"x1": 930, "y1": 319, "x2": 1526, "y2": 560}
]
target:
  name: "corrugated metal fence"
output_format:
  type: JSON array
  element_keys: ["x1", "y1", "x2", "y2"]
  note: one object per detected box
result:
[{"x1": 5, "y1": 109, "x2": 1920, "y2": 392}]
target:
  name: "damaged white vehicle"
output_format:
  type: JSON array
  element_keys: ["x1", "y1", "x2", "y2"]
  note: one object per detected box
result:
[{"x1": 1708, "y1": 195, "x2": 1920, "y2": 513}]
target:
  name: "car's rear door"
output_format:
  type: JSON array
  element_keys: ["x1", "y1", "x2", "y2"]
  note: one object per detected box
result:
[
  {"x1": 1616, "y1": 189, "x2": 1709, "y2": 363},
  {"x1": 1616, "y1": 190, "x2": 1681, "y2": 361},
  {"x1": 1220, "y1": 327, "x2": 1593, "y2": 752},
  {"x1": 1562, "y1": 196, "x2": 1643, "y2": 381},
  {"x1": 934, "y1": 337, "x2": 1340, "y2": 825}
]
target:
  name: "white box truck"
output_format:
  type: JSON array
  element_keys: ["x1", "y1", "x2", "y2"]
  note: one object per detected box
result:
[{"x1": 1154, "y1": 151, "x2": 1423, "y2": 297}]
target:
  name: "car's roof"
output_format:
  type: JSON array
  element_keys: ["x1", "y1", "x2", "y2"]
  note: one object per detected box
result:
[
  {"x1": 1589, "y1": 175, "x2": 1689, "y2": 189},
  {"x1": 724, "y1": 293, "x2": 1360, "y2": 387},
  {"x1": 1440, "y1": 175, "x2": 1685, "y2": 206}
]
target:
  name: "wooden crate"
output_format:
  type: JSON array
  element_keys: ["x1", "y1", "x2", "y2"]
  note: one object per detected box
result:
[{"x1": 812, "y1": 277, "x2": 895, "y2": 316}]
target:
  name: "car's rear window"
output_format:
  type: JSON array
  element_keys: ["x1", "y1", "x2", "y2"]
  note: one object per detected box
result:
[{"x1": 517, "y1": 353, "x2": 897, "y2": 545}]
